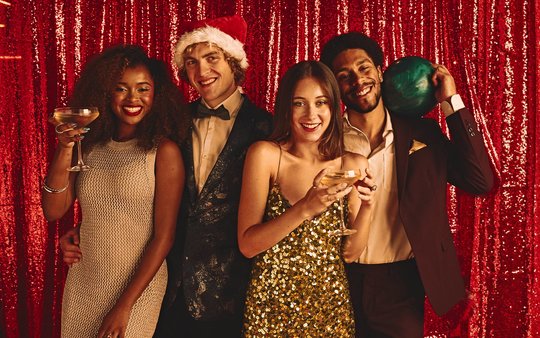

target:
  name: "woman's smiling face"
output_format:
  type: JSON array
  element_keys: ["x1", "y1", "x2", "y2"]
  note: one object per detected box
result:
[
  {"x1": 290, "y1": 76, "x2": 332, "y2": 143},
  {"x1": 110, "y1": 64, "x2": 155, "y2": 138}
]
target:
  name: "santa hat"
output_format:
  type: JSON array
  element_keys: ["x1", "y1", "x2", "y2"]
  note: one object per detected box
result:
[{"x1": 174, "y1": 15, "x2": 248, "y2": 70}]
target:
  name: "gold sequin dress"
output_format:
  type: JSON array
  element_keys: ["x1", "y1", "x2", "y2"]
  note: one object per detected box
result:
[
  {"x1": 242, "y1": 183, "x2": 355, "y2": 337},
  {"x1": 61, "y1": 139, "x2": 167, "y2": 337}
]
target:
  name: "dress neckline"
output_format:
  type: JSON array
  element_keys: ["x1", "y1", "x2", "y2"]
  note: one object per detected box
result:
[
  {"x1": 268, "y1": 181, "x2": 345, "y2": 223},
  {"x1": 107, "y1": 138, "x2": 138, "y2": 150},
  {"x1": 272, "y1": 143, "x2": 345, "y2": 207},
  {"x1": 270, "y1": 181, "x2": 292, "y2": 208}
]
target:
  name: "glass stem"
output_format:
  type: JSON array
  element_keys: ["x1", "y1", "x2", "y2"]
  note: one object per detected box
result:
[
  {"x1": 339, "y1": 198, "x2": 346, "y2": 230},
  {"x1": 76, "y1": 140, "x2": 84, "y2": 167}
]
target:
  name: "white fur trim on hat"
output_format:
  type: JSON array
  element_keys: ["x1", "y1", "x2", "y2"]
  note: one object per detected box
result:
[{"x1": 174, "y1": 26, "x2": 248, "y2": 70}]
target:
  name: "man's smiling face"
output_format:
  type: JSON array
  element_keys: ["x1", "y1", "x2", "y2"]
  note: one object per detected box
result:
[
  {"x1": 184, "y1": 43, "x2": 237, "y2": 108},
  {"x1": 332, "y1": 48, "x2": 383, "y2": 114}
]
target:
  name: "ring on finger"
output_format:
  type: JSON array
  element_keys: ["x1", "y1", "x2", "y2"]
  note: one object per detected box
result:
[
  {"x1": 55, "y1": 124, "x2": 65, "y2": 134},
  {"x1": 369, "y1": 185, "x2": 377, "y2": 192}
]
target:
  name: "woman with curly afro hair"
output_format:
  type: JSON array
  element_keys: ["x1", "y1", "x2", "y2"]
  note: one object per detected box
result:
[{"x1": 42, "y1": 45, "x2": 189, "y2": 337}]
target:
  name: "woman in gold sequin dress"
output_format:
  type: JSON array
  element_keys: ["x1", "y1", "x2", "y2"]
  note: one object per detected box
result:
[
  {"x1": 238, "y1": 61, "x2": 376, "y2": 337},
  {"x1": 42, "y1": 46, "x2": 189, "y2": 337}
]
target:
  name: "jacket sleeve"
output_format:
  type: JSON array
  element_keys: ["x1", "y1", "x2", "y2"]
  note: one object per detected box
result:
[{"x1": 444, "y1": 107, "x2": 495, "y2": 194}]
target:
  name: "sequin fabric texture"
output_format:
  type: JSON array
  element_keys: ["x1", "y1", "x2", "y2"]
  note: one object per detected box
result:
[{"x1": 242, "y1": 183, "x2": 355, "y2": 337}]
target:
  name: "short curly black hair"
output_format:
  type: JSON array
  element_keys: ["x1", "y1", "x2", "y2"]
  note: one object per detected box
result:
[{"x1": 320, "y1": 32, "x2": 384, "y2": 70}]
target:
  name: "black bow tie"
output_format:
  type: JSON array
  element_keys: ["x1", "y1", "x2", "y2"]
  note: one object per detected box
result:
[{"x1": 194, "y1": 103, "x2": 230, "y2": 120}]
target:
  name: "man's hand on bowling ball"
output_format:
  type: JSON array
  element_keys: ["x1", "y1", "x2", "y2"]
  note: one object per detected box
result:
[{"x1": 431, "y1": 64, "x2": 457, "y2": 104}]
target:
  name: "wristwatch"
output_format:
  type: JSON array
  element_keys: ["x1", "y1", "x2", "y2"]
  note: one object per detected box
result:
[{"x1": 441, "y1": 94, "x2": 465, "y2": 116}]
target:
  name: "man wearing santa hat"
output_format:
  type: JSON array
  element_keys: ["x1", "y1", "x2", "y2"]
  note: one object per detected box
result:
[{"x1": 154, "y1": 15, "x2": 272, "y2": 337}]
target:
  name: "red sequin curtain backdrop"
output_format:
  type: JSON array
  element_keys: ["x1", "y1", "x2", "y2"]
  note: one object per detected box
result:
[{"x1": 0, "y1": 0, "x2": 537, "y2": 337}]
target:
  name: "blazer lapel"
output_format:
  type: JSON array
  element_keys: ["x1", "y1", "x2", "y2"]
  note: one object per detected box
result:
[
  {"x1": 198, "y1": 99, "x2": 252, "y2": 200},
  {"x1": 391, "y1": 115, "x2": 413, "y2": 202},
  {"x1": 182, "y1": 123, "x2": 198, "y2": 206}
]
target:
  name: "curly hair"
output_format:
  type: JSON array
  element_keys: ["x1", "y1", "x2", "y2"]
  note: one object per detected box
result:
[
  {"x1": 68, "y1": 45, "x2": 189, "y2": 152},
  {"x1": 320, "y1": 32, "x2": 384, "y2": 70},
  {"x1": 270, "y1": 61, "x2": 343, "y2": 160}
]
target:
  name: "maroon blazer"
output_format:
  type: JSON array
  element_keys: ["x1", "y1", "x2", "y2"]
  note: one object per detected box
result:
[{"x1": 390, "y1": 108, "x2": 494, "y2": 315}]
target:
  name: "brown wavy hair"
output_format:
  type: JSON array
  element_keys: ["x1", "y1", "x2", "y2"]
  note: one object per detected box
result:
[
  {"x1": 68, "y1": 45, "x2": 189, "y2": 152},
  {"x1": 270, "y1": 60, "x2": 343, "y2": 160}
]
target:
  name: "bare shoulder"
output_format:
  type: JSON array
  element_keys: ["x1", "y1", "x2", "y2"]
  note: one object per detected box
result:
[
  {"x1": 245, "y1": 141, "x2": 282, "y2": 180},
  {"x1": 156, "y1": 138, "x2": 182, "y2": 163},
  {"x1": 343, "y1": 151, "x2": 369, "y2": 169},
  {"x1": 247, "y1": 140, "x2": 281, "y2": 159}
]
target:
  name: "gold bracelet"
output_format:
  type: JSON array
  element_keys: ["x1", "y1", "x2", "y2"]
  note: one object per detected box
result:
[{"x1": 42, "y1": 179, "x2": 69, "y2": 194}]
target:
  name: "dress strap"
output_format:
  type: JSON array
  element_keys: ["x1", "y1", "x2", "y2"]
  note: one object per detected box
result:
[{"x1": 275, "y1": 143, "x2": 283, "y2": 184}]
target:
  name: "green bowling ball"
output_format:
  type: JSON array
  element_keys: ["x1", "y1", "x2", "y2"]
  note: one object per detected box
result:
[{"x1": 382, "y1": 56, "x2": 437, "y2": 118}]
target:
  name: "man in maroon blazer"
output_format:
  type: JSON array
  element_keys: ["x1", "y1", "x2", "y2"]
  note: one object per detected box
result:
[{"x1": 321, "y1": 32, "x2": 494, "y2": 337}]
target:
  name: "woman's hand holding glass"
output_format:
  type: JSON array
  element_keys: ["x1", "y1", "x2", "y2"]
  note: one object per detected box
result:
[
  {"x1": 53, "y1": 122, "x2": 90, "y2": 149},
  {"x1": 300, "y1": 168, "x2": 353, "y2": 221},
  {"x1": 49, "y1": 107, "x2": 99, "y2": 171},
  {"x1": 309, "y1": 167, "x2": 375, "y2": 236}
]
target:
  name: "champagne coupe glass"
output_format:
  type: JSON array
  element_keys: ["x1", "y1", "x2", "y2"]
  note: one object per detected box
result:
[
  {"x1": 320, "y1": 169, "x2": 364, "y2": 236},
  {"x1": 50, "y1": 107, "x2": 100, "y2": 172}
]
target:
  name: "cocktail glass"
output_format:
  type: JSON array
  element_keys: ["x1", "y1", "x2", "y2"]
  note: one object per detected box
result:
[
  {"x1": 50, "y1": 107, "x2": 99, "y2": 171},
  {"x1": 320, "y1": 169, "x2": 364, "y2": 236}
]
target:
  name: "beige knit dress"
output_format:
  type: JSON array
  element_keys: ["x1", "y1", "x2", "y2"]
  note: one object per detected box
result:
[{"x1": 61, "y1": 139, "x2": 167, "y2": 337}]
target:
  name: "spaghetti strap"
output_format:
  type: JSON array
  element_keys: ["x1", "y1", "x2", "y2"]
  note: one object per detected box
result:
[{"x1": 275, "y1": 144, "x2": 283, "y2": 184}]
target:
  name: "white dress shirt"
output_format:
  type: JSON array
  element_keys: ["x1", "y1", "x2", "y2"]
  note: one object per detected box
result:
[
  {"x1": 192, "y1": 88, "x2": 243, "y2": 193},
  {"x1": 343, "y1": 110, "x2": 413, "y2": 264}
]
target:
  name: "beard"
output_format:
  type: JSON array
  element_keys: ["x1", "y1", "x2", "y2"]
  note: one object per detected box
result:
[{"x1": 343, "y1": 84, "x2": 382, "y2": 114}]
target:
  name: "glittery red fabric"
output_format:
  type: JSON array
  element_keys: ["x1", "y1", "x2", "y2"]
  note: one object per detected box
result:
[{"x1": 0, "y1": 0, "x2": 537, "y2": 337}]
